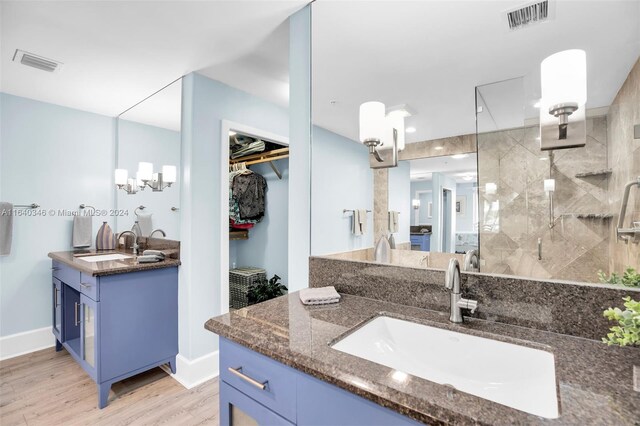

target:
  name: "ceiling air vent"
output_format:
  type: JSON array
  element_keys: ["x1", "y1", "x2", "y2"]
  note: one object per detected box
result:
[
  {"x1": 12, "y1": 49, "x2": 63, "y2": 73},
  {"x1": 505, "y1": 1, "x2": 551, "y2": 30}
]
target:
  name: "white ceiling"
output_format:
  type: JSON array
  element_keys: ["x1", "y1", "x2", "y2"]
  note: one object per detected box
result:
[
  {"x1": 409, "y1": 154, "x2": 477, "y2": 183},
  {"x1": 0, "y1": 0, "x2": 305, "y2": 121},
  {"x1": 312, "y1": 0, "x2": 640, "y2": 143},
  {"x1": 119, "y1": 78, "x2": 182, "y2": 131}
]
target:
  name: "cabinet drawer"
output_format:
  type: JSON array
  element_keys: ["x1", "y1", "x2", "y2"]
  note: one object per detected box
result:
[
  {"x1": 52, "y1": 261, "x2": 80, "y2": 288},
  {"x1": 220, "y1": 338, "x2": 296, "y2": 423},
  {"x1": 79, "y1": 273, "x2": 99, "y2": 301}
]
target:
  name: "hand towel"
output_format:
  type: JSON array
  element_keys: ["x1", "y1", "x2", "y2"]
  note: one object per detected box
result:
[
  {"x1": 0, "y1": 202, "x2": 13, "y2": 256},
  {"x1": 137, "y1": 213, "x2": 153, "y2": 237},
  {"x1": 388, "y1": 211, "x2": 399, "y2": 233},
  {"x1": 352, "y1": 210, "x2": 362, "y2": 236},
  {"x1": 357, "y1": 209, "x2": 368, "y2": 235},
  {"x1": 299, "y1": 286, "x2": 341, "y2": 305},
  {"x1": 72, "y1": 215, "x2": 92, "y2": 248}
]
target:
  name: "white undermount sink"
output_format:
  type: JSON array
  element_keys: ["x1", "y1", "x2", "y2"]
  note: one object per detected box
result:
[
  {"x1": 331, "y1": 316, "x2": 558, "y2": 419},
  {"x1": 77, "y1": 253, "x2": 133, "y2": 262}
]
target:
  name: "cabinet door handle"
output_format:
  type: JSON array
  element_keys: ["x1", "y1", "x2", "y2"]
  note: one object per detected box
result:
[
  {"x1": 227, "y1": 367, "x2": 267, "y2": 390},
  {"x1": 51, "y1": 267, "x2": 60, "y2": 271},
  {"x1": 80, "y1": 282, "x2": 91, "y2": 288},
  {"x1": 74, "y1": 302, "x2": 80, "y2": 326},
  {"x1": 54, "y1": 287, "x2": 58, "y2": 307}
]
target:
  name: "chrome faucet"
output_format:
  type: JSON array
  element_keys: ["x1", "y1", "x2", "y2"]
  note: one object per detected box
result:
[
  {"x1": 445, "y1": 258, "x2": 478, "y2": 323},
  {"x1": 149, "y1": 228, "x2": 166, "y2": 238},
  {"x1": 118, "y1": 231, "x2": 139, "y2": 256}
]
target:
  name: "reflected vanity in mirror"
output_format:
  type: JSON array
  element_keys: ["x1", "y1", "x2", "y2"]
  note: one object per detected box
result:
[{"x1": 115, "y1": 78, "x2": 182, "y2": 239}]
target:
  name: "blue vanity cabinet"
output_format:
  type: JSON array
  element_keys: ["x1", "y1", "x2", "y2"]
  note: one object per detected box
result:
[
  {"x1": 410, "y1": 233, "x2": 431, "y2": 251},
  {"x1": 219, "y1": 338, "x2": 419, "y2": 426},
  {"x1": 51, "y1": 261, "x2": 178, "y2": 408}
]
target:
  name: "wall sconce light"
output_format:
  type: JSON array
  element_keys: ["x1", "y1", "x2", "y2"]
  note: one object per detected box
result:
[
  {"x1": 115, "y1": 163, "x2": 176, "y2": 194},
  {"x1": 485, "y1": 182, "x2": 497, "y2": 195},
  {"x1": 540, "y1": 49, "x2": 587, "y2": 149},
  {"x1": 359, "y1": 101, "x2": 405, "y2": 169},
  {"x1": 412, "y1": 199, "x2": 421, "y2": 209}
]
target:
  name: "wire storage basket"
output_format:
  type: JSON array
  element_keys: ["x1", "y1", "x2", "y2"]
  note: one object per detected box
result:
[{"x1": 229, "y1": 267, "x2": 266, "y2": 309}]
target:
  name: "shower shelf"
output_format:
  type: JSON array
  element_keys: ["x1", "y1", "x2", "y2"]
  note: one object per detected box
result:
[
  {"x1": 560, "y1": 213, "x2": 613, "y2": 219},
  {"x1": 575, "y1": 169, "x2": 612, "y2": 178}
]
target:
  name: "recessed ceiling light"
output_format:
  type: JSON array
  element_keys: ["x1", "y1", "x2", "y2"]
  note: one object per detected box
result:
[
  {"x1": 463, "y1": 175, "x2": 474, "y2": 181},
  {"x1": 229, "y1": 131, "x2": 237, "y2": 136},
  {"x1": 434, "y1": 146, "x2": 444, "y2": 150},
  {"x1": 533, "y1": 100, "x2": 542, "y2": 108},
  {"x1": 451, "y1": 154, "x2": 468, "y2": 159},
  {"x1": 539, "y1": 157, "x2": 548, "y2": 161},
  {"x1": 405, "y1": 126, "x2": 417, "y2": 133}
]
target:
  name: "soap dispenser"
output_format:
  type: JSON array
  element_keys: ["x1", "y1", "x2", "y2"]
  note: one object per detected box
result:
[{"x1": 374, "y1": 235, "x2": 391, "y2": 263}]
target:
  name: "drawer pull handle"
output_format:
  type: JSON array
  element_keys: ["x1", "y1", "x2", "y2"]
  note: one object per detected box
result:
[
  {"x1": 74, "y1": 302, "x2": 80, "y2": 326},
  {"x1": 80, "y1": 282, "x2": 91, "y2": 288},
  {"x1": 228, "y1": 367, "x2": 267, "y2": 390},
  {"x1": 51, "y1": 267, "x2": 60, "y2": 271}
]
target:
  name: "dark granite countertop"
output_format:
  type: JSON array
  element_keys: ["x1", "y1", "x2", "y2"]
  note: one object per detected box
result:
[
  {"x1": 48, "y1": 249, "x2": 181, "y2": 276},
  {"x1": 205, "y1": 292, "x2": 640, "y2": 425}
]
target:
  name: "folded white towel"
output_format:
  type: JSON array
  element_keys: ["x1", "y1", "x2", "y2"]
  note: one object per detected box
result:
[
  {"x1": 72, "y1": 215, "x2": 92, "y2": 248},
  {"x1": 299, "y1": 286, "x2": 341, "y2": 305},
  {"x1": 137, "y1": 213, "x2": 153, "y2": 237},
  {"x1": 0, "y1": 202, "x2": 13, "y2": 256},
  {"x1": 352, "y1": 210, "x2": 362, "y2": 236},
  {"x1": 357, "y1": 209, "x2": 368, "y2": 235}
]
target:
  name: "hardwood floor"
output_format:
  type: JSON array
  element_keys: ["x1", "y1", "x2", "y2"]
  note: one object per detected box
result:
[{"x1": 0, "y1": 348, "x2": 219, "y2": 425}]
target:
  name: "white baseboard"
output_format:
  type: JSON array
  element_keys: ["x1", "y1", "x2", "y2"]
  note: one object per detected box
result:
[
  {"x1": 161, "y1": 351, "x2": 219, "y2": 389},
  {"x1": 0, "y1": 327, "x2": 55, "y2": 361}
]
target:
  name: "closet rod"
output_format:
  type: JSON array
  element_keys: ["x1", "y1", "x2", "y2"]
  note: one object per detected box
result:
[{"x1": 229, "y1": 148, "x2": 289, "y2": 166}]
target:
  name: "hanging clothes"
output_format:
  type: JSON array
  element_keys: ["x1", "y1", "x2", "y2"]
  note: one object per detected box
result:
[{"x1": 232, "y1": 173, "x2": 267, "y2": 220}]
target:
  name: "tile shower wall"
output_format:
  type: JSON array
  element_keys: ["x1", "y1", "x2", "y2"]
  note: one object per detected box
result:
[
  {"x1": 478, "y1": 117, "x2": 610, "y2": 282},
  {"x1": 608, "y1": 58, "x2": 640, "y2": 273}
]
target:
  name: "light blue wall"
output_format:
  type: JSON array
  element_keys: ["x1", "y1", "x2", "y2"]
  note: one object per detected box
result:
[
  {"x1": 179, "y1": 73, "x2": 289, "y2": 360},
  {"x1": 455, "y1": 182, "x2": 476, "y2": 233},
  {"x1": 388, "y1": 161, "x2": 410, "y2": 244},
  {"x1": 431, "y1": 172, "x2": 457, "y2": 253},
  {"x1": 410, "y1": 180, "x2": 433, "y2": 226},
  {"x1": 311, "y1": 126, "x2": 373, "y2": 255},
  {"x1": 232, "y1": 160, "x2": 289, "y2": 285},
  {"x1": 117, "y1": 120, "x2": 180, "y2": 238},
  {"x1": 0, "y1": 93, "x2": 115, "y2": 337}
]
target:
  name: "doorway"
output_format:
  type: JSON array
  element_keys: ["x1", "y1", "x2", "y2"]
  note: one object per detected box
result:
[{"x1": 442, "y1": 188, "x2": 453, "y2": 252}]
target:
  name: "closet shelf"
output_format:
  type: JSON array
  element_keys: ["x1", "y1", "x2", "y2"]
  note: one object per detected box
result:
[
  {"x1": 575, "y1": 169, "x2": 612, "y2": 178},
  {"x1": 230, "y1": 230, "x2": 249, "y2": 240},
  {"x1": 229, "y1": 147, "x2": 289, "y2": 166}
]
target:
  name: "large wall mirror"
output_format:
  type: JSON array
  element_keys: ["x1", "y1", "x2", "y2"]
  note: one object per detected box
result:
[
  {"x1": 115, "y1": 78, "x2": 182, "y2": 239},
  {"x1": 310, "y1": 1, "x2": 640, "y2": 285}
]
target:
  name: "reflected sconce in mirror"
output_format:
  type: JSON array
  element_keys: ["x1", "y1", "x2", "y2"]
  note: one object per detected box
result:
[
  {"x1": 539, "y1": 49, "x2": 587, "y2": 150},
  {"x1": 359, "y1": 101, "x2": 405, "y2": 169},
  {"x1": 115, "y1": 162, "x2": 176, "y2": 195},
  {"x1": 412, "y1": 199, "x2": 421, "y2": 210},
  {"x1": 485, "y1": 182, "x2": 497, "y2": 195}
]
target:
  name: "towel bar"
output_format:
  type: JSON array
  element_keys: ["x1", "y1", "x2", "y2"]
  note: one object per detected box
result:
[{"x1": 14, "y1": 203, "x2": 39, "y2": 209}]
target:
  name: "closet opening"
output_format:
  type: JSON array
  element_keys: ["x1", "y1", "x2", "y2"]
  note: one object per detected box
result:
[{"x1": 220, "y1": 121, "x2": 289, "y2": 314}]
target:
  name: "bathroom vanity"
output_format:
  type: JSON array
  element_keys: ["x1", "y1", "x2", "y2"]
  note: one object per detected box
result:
[
  {"x1": 48, "y1": 250, "x2": 180, "y2": 408},
  {"x1": 206, "y1": 256, "x2": 640, "y2": 425}
]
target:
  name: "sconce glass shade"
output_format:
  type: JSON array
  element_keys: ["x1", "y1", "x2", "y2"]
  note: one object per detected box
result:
[
  {"x1": 114, "y1": 169, "x2": 128, "y2": 185},
  {"x1": 359, "y1": 101, "x2": 385, "y2": 143},
  {"x1": 381, "y1": 112, "x2": 405, "y2": 151},
  {"x1": 138, "y1": 162, "x2": 154, "y2": 181},
  {"x1": 544, "y1": 179, "x2": 556, "y2": 192},
  {"x1": 162, "y1": 165, "x2": 177, "y2": 183},
  {"x1": 412, "y1": 199, "x2": 421, "y2": 209},
  {"x1": 540, "y1": 49, "x2": 587, "y2": 109},
  {"x1": 485, "y1": 182, "x2": 497, "y2": 195},
  {"x1": 127, "y1": 178, "x2": 137, "y2": 190}
]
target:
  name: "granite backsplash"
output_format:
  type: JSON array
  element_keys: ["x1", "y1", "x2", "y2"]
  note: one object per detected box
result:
[{"x1": 309, "y1": 256, "x2": 640, "y2": 341}]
